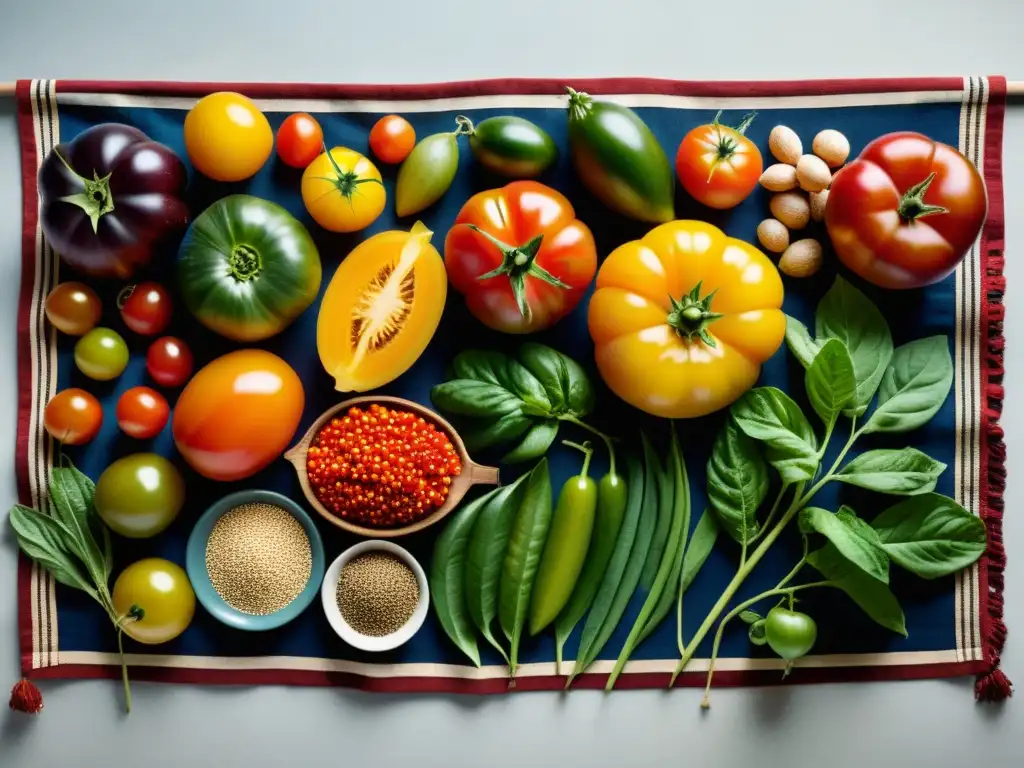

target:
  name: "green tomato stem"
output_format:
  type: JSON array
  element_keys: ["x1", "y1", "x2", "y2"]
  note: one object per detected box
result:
[{"x1": 699, "y1": 580, "x2": 833, "y2": 708}]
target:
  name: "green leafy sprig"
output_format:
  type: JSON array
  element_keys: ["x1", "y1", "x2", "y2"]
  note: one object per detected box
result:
[
  {"x1": 674, "y1": 277, "x2": 987, "y2": 704},
  {"x1": 9, "y1": 462, "x2": 138, "y2": 712}
]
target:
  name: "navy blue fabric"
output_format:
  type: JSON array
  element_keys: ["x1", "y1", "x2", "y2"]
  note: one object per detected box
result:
[{"x1": 50, "y1": 97, "x2": 962, "y2": 670}]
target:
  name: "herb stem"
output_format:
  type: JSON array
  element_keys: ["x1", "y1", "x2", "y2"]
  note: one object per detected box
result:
[
  {"x1": 116, "y1": 624, "x2": 132, "y2": 714},
  {"x1": 699, "y1": 580, "x2": 833, "y2": 706},
  {"x1": 774, "y1": 536, "x2": 809, "y2": 591},
  {"x1": 670, "y1": 481, "x2": 806, "y2": 686},
  {"x1": 749, "y1": 483, "x2": 790, "y2": 545},
  {"x1": 559, "y1": 415, "x2": 616, "y2": 474}
]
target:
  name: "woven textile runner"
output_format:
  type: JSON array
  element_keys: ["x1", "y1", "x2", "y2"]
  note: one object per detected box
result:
[{"x1": 13, "y1": 77, "x2": 1008, "y2": 696}]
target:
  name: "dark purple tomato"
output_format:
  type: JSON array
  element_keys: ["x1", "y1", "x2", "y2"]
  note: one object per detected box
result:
[{"x1": 38, "y1": 123, "x2": 189, "y2": 279}]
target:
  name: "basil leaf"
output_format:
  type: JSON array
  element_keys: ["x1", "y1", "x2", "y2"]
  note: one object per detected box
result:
[
  {"x1": 835, "y1": 505, "x2": 882, "y2": 546},
  {"x1": 430, "y1": 380, "x2": 524, "y2": 418},
  {"x1": 731, "y1": 387, "x2": 818, "y2": 484},
  {"x1": 815, "y1": 276, "x2": 893, "y2": 416},
  {"x1": 799, "y1": 506, "x2": 890, "y2": 583},
  {"x1": 836, "y1": 448, "x2": 946, "y2": 496},
  {"x1": 739, "y1": 610, "x2": 762, "y2": 624},
  {"x1": 461, "y1": 413, "x2": 533, "y2": 452},
  {"x1": 518, "y1": 343, "x2": 595, "y2": 417},
  {"x1": 785, "y1": 315, "x2": 821, "y2": 370},
  {"x1": 500, "y1": 420, "x2": 559, "y2": 464},
  {"x1": 870, "y1": 494, "x2": 987, "y2": 579},
  {"x1": 805, "y1": 339, "x2": 857, "y2": 426},
  {"x1": 807, "y1": 543, "x2": 907, "y2": 636},
  {"x1": 452, "y1": 350, "x2": 551, "y2": 411},
  {"x1": 862, "y1": 337, "x2": 953, "y2": 435},
  {"x1": 707, "y1": 418, "x2": 767, "y2": 544},
  {"x1": 50, "y1": 466, "x2": 107, "y2": 583},
  {"x1": 9, "y1": 504, "x2": 98, "y2": 597}
]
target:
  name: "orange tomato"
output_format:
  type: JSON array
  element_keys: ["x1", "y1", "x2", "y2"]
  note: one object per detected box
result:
[
  {"x1": 676, "y1": 113, "x2": 763, "y2": 210},
  {"x1": 44, "y1": 388, "x2": 103, "y2": 445},
  {"x1": 276, "y1": 113, "x2": 324, "y2": 169},
  {"x1": 184, "y1": 92, "x2": 273, "y2": 182},
  {"x1": 369, "y1": 115, "x2": 416, "y2": 164},
  {"x1": 172, "y1": 350, "x2": 304, "y2": 481},
  {"x1": 45, "y1": 282, "x2": 101, "y2": 336}
]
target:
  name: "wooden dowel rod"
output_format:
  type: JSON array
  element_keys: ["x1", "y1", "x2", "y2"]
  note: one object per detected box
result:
[{"x1": 1, "y1": 81, "x2": 1023, "y2": 97}]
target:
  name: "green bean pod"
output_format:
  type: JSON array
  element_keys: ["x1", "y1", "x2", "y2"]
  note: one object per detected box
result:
[
  {"x1": 553, "y1": 454, "x2": 627, "y2": 671},
  {"x1": 498, "y1": 458, "x2": 553, "y2": 679},
  {"x1": 528, "y1": 442, "x2": 598, "y2": 637}
]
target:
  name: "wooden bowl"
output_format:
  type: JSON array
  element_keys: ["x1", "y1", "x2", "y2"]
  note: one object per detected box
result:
[{"x1": 284, "y1": 396, "x2": 499, "y2": 538}]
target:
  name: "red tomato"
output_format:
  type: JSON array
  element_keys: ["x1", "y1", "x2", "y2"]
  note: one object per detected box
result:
[
  {"x1": 444, "y1": 181, "x2": 597, "y2": 334},
  {"x1": 676, "y1": 113, "x2": 763, "y2": 210},
  {"x1": 825, "y1": 132, "x2": 987, "y2": 289},
  {"x1": 146, "y1": 337, "x2": 194, "y2": 388},
  {"x1": 120, "y1": 283, "x2": 172, "y2": 336},
  {"x1": 116, "y1": 386, "x2": 170, "y2": 439},
  {"x1": 44, "y1": 388, "x2": 103, "y2": 445},
  {"x1": 276, "y1": 113, "x2": 324, "y2": 169},
  {"x1": 172, "y1": 349, "x2": 304, "y2": 481},
  {"x1": 369, "y1": 115, "x2": 415, "y2": 164}
]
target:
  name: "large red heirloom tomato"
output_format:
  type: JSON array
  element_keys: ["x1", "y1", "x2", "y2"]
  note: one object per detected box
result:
[
  {"x1": 444, "y1": 181, "x2": 597, "y2": 334},
  {"x1": 825, "y1": 131, "x2": 987, "y2": 289},
  {"x1": 172, "y1": 349, "x2": 304, "y2": 481}
]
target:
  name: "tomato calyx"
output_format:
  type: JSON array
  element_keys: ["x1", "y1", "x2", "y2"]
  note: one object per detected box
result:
[
  {"x1": 229, "y1": 244, "x2": 263, "y2": 282},
  {"x1": 469, "y1": 224, "x2": 570, "y2": 320},
  {"x1": 666, "y1": 281, "x2": 723, "y2": 348},
  {"x1": 313, "y1": 144, "x2": 383, "y2": 202},
  {"x1": 897, "y1": 172, "x2": 948, "y2": 221},
  {"x1": 565, "y1": 87, "x2": 593, "y2": 123},
  {"x1": 705, "y1": 111, "x2": 757, "y2": 182},
  {"x1": 54, "y1": 150, "x2": 115, "y2": 233}
]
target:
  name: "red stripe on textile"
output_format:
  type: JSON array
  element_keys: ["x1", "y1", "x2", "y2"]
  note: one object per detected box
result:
[
  {"x1": 15, "y1": 79, "x2": 39, "y2": 677},
  {"x1": 51, "y1": 76, "x2": 966, "y2": 100},
  {"x1": 975, "y1": 75, "x2": 1011, "y2": 701},
  {"x1": 24, "y1": 658, "x2": 989, "y2": 693}
]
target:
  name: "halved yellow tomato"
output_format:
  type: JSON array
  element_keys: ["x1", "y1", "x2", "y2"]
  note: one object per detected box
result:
[
  {"x1": 301, "y1": 147, "x2": 386, "y2": 232},
  {"x1": 318, "y1": 222, "x2": 446, "y2": 391},
  {"x1": 588, "y1": 220, "x2": 785, "y2": 419}
]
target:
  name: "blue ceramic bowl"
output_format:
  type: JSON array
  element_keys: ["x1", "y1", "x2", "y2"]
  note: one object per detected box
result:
[{"x1": 186, "y1": 489, "x2": 325, "y2": 631}]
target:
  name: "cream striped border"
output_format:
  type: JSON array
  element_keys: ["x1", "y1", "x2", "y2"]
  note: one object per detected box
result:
[
  {"x1": 25, "y1": 79, "x2": 988, "y2": 679},
  {"x1": 58, "y1": 649, "x2": 971, "y2": 677}
]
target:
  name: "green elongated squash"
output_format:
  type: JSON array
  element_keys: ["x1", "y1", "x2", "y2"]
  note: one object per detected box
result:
[{"x1": 566, "y1": 87, "x2": 675, "y2": 223}]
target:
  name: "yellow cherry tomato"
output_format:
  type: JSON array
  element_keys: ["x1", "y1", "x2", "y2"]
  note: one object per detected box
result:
[
  {"x1": 112, "y1": 558, "x2": 195, "y2": 644},
  {"x1": 318, "y1": 222, "x2": 445, "y2": 391},
  {"x1": 588, "y1": 220, "x2": 785, "y2": 419},
  {"x1": 184, "y1": 92, "x2": 273, "y2": 182},
  {"x1": 301, "y1": 146, "x2": 385, "y2": 233}
]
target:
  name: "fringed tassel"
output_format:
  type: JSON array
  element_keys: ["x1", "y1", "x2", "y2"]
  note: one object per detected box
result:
[
  {"x1": 9, "y1": 679, "x2": 43, "y2": 713},
  {"x1": 977, "y1": 245, "x2": 1012, "y2": 701}
]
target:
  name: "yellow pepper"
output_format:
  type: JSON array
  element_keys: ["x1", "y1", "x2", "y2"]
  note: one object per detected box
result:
[{"x1": 588, "y1": 220, "x2": 785, "y2": 419}]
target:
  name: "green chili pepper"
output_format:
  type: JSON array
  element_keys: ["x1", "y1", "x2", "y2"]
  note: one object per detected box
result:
[
  {"x1": 528, "y1": 441, "x2": 598, "y2": 637},
  {"x1": 553, "y1": 446, "x2": 627, "y2": 672}
]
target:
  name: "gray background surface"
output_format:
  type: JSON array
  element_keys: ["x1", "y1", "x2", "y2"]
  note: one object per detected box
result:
[{"x1": 0, "y1": 1, "x2": 1021, "y2": 765}]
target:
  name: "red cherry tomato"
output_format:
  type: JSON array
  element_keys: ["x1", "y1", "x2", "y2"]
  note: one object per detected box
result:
[
  {"x1": 276, "y1": 113, "x2": 324, "y2": 169},
  {"x1": 825, "y1": 131, "x2": 988, "y2": 289},
  {"x1": 369, "y1": 115, "x2": 415, "y2": 165},
  {"x1": 116, "y1": 386, "x2": 170, "y2": 439},
  {"x1": 120, "y1": 283, "x2": 173, "y2": 336},
  {"x1": 676, "y1": 113, "x2": 763, "y2": 210},
  {"x1": 44, "y1": 388, "x2": 103, "y2": 445},
  {"x1": 146, "y1": 337, "x2": 194, "y2": 387}
]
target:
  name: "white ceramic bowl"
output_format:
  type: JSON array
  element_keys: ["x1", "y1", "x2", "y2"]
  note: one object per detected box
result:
[{"x1": 321, "y1": 540, "x2": 430, "y2": 652}]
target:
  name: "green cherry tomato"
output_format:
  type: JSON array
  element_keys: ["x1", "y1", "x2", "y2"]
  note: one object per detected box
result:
[
  {"x1": 95, "y1": 453, "x2": 185, "y2": 538},
  {"x1": 112, "y1": 558, "x2": 195, "y2": 644},
  {"x1": 395, "y1": 130, "x2": 460, "y2": 217},
  {"x1": 765, "y1": 606, "x2": 818, "y2": 660},
  {"x1": 74, "y1": 327, "x2": 129, "y2": 381}
]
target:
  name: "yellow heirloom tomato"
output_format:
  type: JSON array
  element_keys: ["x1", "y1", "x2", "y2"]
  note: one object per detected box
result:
[
  {"x1": 588, "y1": 220, "x2": 785, "y2": 419},
  {"x1": 184, "y1": 92, "x2": 273, "y2": 182},
  {"x1": 302, "y1": 147, "x2": 386, "y2": 233}
]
